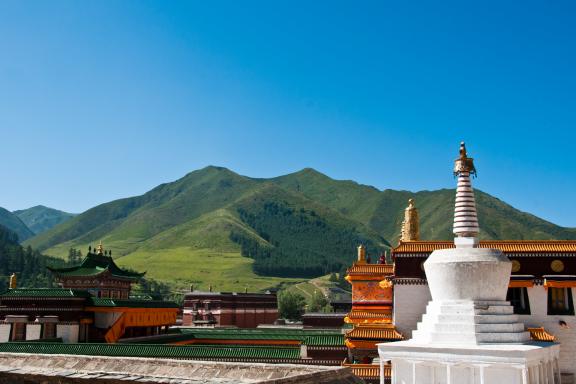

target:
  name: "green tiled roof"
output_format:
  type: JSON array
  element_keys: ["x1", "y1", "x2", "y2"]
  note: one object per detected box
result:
[
  {"x1": 0, "y1": 288, "x2": 92, "y2": 298},
  {"x1": 120, "y1": 328, "x2": 345, "y2": 346},
  {"x1": 88, "y1": 298, "x2": 179, "y2": 308},
  {"x1": 0, "y1": 343, "x2": 301, "y2": 360},
  {"x1": 48, "y1": 252, "x2": 144, "y2": 280},
  {"x1": 304, "y1": 334, "x2": 345, "y2": 346}
]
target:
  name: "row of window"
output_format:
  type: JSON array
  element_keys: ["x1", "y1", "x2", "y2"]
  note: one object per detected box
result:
[{"x1": 507, "y1": 287, "x2": 575, "y2": 316}]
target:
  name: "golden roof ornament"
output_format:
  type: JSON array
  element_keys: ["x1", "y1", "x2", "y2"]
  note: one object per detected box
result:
[
  {"x1": 96, "y1": 241, "x2": 104, "y2": 255},
  {"x1": 9, "y1": 273, "x2": 16, "y2": 289},
  {"x1": 453, "y1": 141, "x2": 476, "y2": 177},
  {"x1": 357, "y1": 244, "x2": 367, "y2": 264},
  {"x1": 400, "y1": 198, "x2": 420, "y2": 242}
]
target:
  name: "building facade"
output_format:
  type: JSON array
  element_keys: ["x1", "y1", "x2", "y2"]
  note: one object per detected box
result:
[
  {"x1": 0, "y1": 244, "x2": 179, "y2": 343},
  {"x1": 182, "y1": 290, "x2": 278, "y2": 327},
  {"x1": 342, "y1": 245, "x2": 402, "y2": 383}
]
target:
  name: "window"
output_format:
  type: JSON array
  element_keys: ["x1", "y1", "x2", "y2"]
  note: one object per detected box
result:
[
  {"x1": 506, "y1": 288, "x2": 531, "y2": 314},
  {"x1": 548, "y1": 287, "x2": 575, "y2": 315}
]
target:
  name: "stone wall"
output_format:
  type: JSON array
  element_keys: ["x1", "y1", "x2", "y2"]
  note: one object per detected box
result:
[{"x1": 0, "y1": 353, "x2": 363, "y2": 384}]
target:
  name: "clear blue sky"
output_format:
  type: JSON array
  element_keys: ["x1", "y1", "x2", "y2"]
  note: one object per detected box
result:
[{"x1": 0, "y1": 1, "x2": 575, "y2": 227}]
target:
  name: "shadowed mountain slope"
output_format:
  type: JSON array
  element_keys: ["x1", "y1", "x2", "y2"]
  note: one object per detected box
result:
[
  {"x1": 0, "y1": 207, "x2": 34, "y2": 242},
  {"x1": 13, "y1": 205, "x2": 76, "y2": 235}
]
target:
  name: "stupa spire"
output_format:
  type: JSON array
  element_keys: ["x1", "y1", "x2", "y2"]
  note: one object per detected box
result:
[{"x1": 453, "y1": 142, "x2": 479, "y2": 247}]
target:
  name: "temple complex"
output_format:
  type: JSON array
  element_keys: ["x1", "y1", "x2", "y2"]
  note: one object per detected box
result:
[
  {"x1": 379, "y1": 143, "x2": 562, "y2": 384},
  {"x1": 0, "y1": 244, "x2": 179, "y2": 343},
  {"x1": 343, "y1": 245, "x2": 402, "y2": 383}
]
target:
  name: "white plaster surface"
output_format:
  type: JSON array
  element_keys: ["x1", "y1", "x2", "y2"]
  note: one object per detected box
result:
[
  {"x1": 56, "y1": 324, "x2": 79, "y2": 343},
  {"x1": 25, "y1": 324, "x2": 41, "y2": 341},
  {"x1": 0, "y1": 325, "x2": 10, "y2": 342},
  {"x1": 94, "y1": 312, "x2": 122, "y2": 328},
  {"x1": 393, "y1": 285, "x2": 430, "y2": 339},
  {"x1": 378, "y1": 341, "x2": 561, "y2": 384}
]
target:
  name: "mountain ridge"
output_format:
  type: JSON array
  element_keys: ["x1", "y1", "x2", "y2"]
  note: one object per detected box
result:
[
  {"x1": 13, "y1": 205, "x2": 76, "y2": 235},
  {"x1": 23, "y1": 166, "x2": 576, "y2": 292}
]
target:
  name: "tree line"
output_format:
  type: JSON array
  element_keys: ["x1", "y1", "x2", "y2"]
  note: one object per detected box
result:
[{"x1": 230, "y1": 200, "x2": 382, "y2": 278}]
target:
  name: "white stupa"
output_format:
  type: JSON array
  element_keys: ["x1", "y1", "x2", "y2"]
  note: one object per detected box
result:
[{"x1": 378, "y1": 143, "x2": 560, "y2": 384}]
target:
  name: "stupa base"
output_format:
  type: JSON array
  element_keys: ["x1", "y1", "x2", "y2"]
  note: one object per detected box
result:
[{"x1": 378, "y1": 341, "x2": 560, "y2": 384}]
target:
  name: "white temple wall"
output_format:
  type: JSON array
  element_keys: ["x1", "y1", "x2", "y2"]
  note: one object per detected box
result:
[
  {"x1": 56, "y1": 323, "x2": 79, "y2": 343},
  {"x1": 25, "y1": 323, "x2": 42, "y2": 341},
  {"x1": 393, "y1": 284, "x2": 431, "y2": 338},
  {"x1": 0, "y1": 324, "x2": 11, "y2": 342},
  {"x1": 516, "y1": 286, "x2": 576, "y2": 383},
  {"x1": 94, "y1": 312, "x2": 122, "y2": 328}
]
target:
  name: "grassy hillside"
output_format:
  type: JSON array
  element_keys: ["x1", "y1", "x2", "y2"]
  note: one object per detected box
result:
[
  {"x1": 0, "y1": 207, "x2": 34, "y2": 242},
  {"x1": 24, "y1": 166, "x2": 576, "y2": 293},
  {"x1": 13, "y1": 205, "x2": 76, "y2": 235},
  {"x1": 272, "y1": 169, "x2": 576, "y2": 241}
]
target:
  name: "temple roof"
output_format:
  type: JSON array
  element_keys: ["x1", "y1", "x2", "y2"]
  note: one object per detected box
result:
[
  {"x1": 0, "y1": 288, "x2": 92, "y2": 298},
  {"x1": 345, "y1": 325, "x2": 403, "y2": 341},
  {"x1": 393, "y1": 240, "x2": 576, "y2": 254},
  {"x1": 0, "y1": 342, "x2": 302, "y2": 361},
  {"x1": 528, "y1": 327, "x2": 556, "y2": 342},
  {"x1": 347, "y1": 263, "x2": 394, "y2": 275},
  {"x1": 48, "y1": 251, "x2": 144, "y2": 280},
  {"x1": 87, "y1": 298, "x2": 179, "y2": 308}
]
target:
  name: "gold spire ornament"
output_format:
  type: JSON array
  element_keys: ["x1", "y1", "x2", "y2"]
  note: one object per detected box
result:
[
  {"x1": 96, "y1": 241, "x2": 104, "y2": 255},
  {"x1": 454, "y1": 141, "x2": 477, "y2": 177},
  {"x1": 357, "y1": 244, "x2": 367, "y2": 264},
  {"x1": 400, "y1": 198, "x2": 420, "y2": 242},
  {"x1": 9, "y1": 273, "x2": 17, "y2": 289}
]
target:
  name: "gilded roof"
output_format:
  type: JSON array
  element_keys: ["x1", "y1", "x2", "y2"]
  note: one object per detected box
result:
[
  {"x1": 347, "y1": 263, "x2": 394, "y2": 275},
  {"x1": 346, "y1": 326, "x2": 403, "y2": 341},
  {"x1": 528, "y1": 327, "x2": 556, "y2": 342},
  {"x1": 345, "y1": 310, "x2": 392, "y2": 320},
  {"x1": 394, "y1": 240, "x2": 576, "y2": 254},
  {"x1": 344, "y1": 363, "x2": 390, "y2": 379}
]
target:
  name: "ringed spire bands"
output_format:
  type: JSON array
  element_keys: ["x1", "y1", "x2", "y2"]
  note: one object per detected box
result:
[{"x1": 453, "y1": 142, "x2": 480, "y2": 240}]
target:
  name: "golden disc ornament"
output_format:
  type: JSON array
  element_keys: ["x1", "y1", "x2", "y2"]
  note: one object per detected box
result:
[
  {"x1": 551, "y1": 260, "x2": 565, "y2": 273},
  {"x1": 511, "y1": 260, "x2": 521, "y2": 273}
]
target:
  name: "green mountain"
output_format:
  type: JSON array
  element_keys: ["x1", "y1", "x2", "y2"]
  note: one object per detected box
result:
[
  {"x1": 13, "y1": 205, "x2": 76, "y2": 235},
  {"x1": 0, "y1": 208, "x2": 34, "y2": 242},
  {"x1": 24, "y1": 166, "x2": 576, "y2": 292}
]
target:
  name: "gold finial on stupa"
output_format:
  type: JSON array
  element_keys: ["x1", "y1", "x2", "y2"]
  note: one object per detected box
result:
[
  {"x1": 400, "y1": 198, "x2": 420, "y2": 242},
  {"x1": 357, "y1": 244, "x2": 367, "y2": 264},
  {"x1": 454, "y1": 141, "x2": 476, "y2": 177},
  {"x1": 9, "y1": 273, "x2": 17, "y2": 289},
  {"x1": 96, "y1": 241, "x2": 104, "y2": 255}
]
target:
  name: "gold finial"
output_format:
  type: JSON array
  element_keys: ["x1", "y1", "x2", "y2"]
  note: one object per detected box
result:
[
  {"x1": 9, "y1": 273, "x2": 17, "y2": 289},
  {"x1": 400, "y1": 198, "x2": 420, "y2": 242},
  {"x1": 357, "y1": 244, "x2": 367, "y2": 264},
  {"x1": 454, "y1": 141, "x2": 476, "y2": 177},
  {"x1": 96, "y1": 241, "x2": 104, "y2": 255}
]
